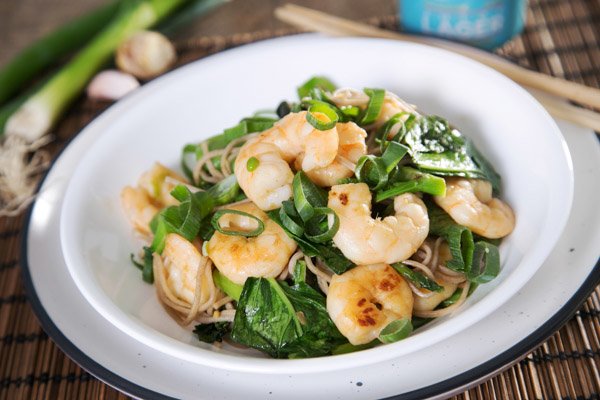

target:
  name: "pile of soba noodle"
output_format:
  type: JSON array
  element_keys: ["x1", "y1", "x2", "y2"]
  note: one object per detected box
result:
[{"x1": 121, "y1": 79, "x2": 514, "y2": 354}]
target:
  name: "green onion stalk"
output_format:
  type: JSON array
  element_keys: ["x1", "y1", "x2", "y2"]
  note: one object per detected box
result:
[
  {"x1": 4, "y1": 0, "x2": 189, "y2": 142},
  {"x1": 0, "y1": 1, "x2": 122, "y2": 106}
]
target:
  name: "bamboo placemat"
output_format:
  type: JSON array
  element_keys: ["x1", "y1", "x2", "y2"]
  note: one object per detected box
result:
[{"x1": 2, "y1": 0, "x2": 600, "y2": 398}]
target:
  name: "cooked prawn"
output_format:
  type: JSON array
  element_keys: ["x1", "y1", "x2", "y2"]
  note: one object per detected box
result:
[
  {"x1": 412, "y1": 279, "x2": 458, "y2": 313},
  {"x1": 234, "y1": 111, "x2": 339, "y2": 210},
  {"x1": 206, "y1": 201, "x2": 297, "y2": 284},
  {"x1": 160, "y1": 233, "x2": 206, "y2": 305},
  {"x1": 327, "y1": 263, "x2": 413, "y2": 345},
  {"x1": 374, "y1": 92, "x2": 418, "y2": 128},
  {"x1": 328, "y1": 183, "x2": 429, "y2": 265},
  {"x1": 434, "y1": 178, "x2": 515, "y2": 239},
  {"x1": 296, "y1": 121, "x2": 367, "y2": 187},
  {"x1": 121, "y1": 163, "x2": 188, "y2": 236}
]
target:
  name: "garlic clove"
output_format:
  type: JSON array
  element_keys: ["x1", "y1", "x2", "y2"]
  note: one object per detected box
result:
[
  {"x1": 116, "y1": 31, "x2": 177, "y2": 80},
  {"x1": 87, "y1": 70, "x2": 140, "y2": 101}
]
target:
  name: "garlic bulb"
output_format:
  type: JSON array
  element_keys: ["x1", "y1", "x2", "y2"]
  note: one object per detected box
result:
[
  {"x1": 87, "y1": 70, "x2": 139, "y2": 100},
  {"x1": 116, "y1": 31, "x2": 176, "y2": 80}
]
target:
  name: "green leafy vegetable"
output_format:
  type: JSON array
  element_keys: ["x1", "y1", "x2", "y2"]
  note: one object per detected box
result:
[
  {"x1": 427, "y1": 202, "x2": 474, "y2": 273},
  {"x1": 130, "y1": 246, "x2": 154, "y2": 284},
  {"x1": 411, "y1": 317, "x2": 433, "y2": 329},
  {"x1": 194, "y1": 322, "x2": 230, "y2": 343},
  {"x1": 467, "y1": 242, "x2": 500, "y2": 283},
  {"x1": 331, "y1": 341, "x2": 378, "y2": 355},
  {"x1": 395, "y1": 115, "x2": 501, "y2": 191},
  {"x1": 267, "y1": 209, "x2": 354, "y2": 275},
  {"x1": 231, "y1": 278, "x2": 303, "y2": 358},
  {"x1": 231, "y1": 277, "x2": 346, "y2": 358}
]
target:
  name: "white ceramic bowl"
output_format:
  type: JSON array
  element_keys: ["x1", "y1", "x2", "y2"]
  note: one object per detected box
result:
[{"x1": 59, "y1": 35, "x2": 573, "y2": 374}]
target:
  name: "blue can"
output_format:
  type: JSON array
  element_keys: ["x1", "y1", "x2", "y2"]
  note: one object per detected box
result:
[{"x1": 399, "y1": 0, "x2": 527, "y2": 50}]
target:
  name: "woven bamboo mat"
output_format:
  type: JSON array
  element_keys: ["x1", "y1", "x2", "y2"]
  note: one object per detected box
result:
[{"x1": 1, "y1": 0, "x2": 600, "y2": 398}]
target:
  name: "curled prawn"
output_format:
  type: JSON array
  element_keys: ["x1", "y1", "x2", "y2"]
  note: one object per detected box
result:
[
  {"x1": 159, "y1": 233, "x2": 206, "y2": 305},
  {"x1": 121, "y1": 163, "x2": 188, "y2": 236},
  {"x1": 328, "y1": 183, "x2": 429, "y2": 265},
  {"x1": 327, "y1": 263, "x2": 413, "y2": 345},
  {"x1": 296, "y1": 121, "x2": 367, "y2": 187},
  {"x1": 234, "y1": 111, "x2": 339, "y2": 210},
  {"x1": 206, "y1": 201, "x2": 297, "y2": 284},
  {"x1": 434, "y1": 178, "x2": 515, "y2": 239}
]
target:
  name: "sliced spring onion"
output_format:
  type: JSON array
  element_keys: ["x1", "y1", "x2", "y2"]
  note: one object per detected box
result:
[
  {"x1": 359, "y1": 88, "x2": 385, "y2": 125},
  {"x1": 304, "y1": 207, "x2": 339, "y2": 243},
  {"x1": 339, "y1": 105, "x2": 361, "y2": 119},
  {"x1": 267, "y1": 208, "x2": 355, "y2": 275},
  {"x1": 380, "y1": 141, "x2": 409, "y2": 173},
  {"x1": 151, "y1": 187, "x2": 215, "y2": 254},
  {"x1": 211, "y1": 209, "x2": 265, "y2": 237},
  {"x1": 207, "y1": 175, "x2": 240, "y2": 206},
  {"x1": 246, "y1": 156, "x2": 259, "y2": 172},
  {"x1": 376, "y1": 112, "x2": 416, "y2": 152},
  {"x1": 186, "y1": 116, "x2": 276, "y2": 183},
  {"x1": 297, "y1": 76, "x2": 337, "y2": 99},
  {"x1": 467, "y1": 242, "x2": 500, "y2": 283},
  {"x1": 279, "y1": 200, "x2": 305, "y2": 237},
  {"x1": 305, "y1": 101, "x2": 339, "y2": 131},
  {"x1": 292, "y1": 259, "x2": 307, "y2": 285},
  {"x1": 212, "y1": 269, "x2": 243, "y2": 301},
  {"x1": 355, "y1": 155, "x2": 388, "y2": 190},
  {"x1": 170, "y1": 184, "x2": 191, "y2": 202},
  {"x1": 391, "y1": 263, "x2": 443, "y2": 293},
  {"x1": 428, "y1": 203, "x2": 474, "y2": 273},
  {"x1": 379, "y1": 318, "x2": 413, "y2": 344},
  {"x1": 375, "y1": 167, "x2": 446, "y2": 202},
  {"x1": 293, "y1": 171, "x2": 327, "y2": 222},
  {"x1": 241, "y1": 116, "x2": 278, "y2": 133}
]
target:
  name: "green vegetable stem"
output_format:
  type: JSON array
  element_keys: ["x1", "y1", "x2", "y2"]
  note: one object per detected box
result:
[
  {"x1": 4, "y1": 0, "x2": 189, "y2": 141},
  {"x1": 0, "y1": 1, "x2": 122, "y2": 106}
]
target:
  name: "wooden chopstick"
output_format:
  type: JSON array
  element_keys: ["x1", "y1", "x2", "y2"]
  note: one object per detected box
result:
[
  {"x1": 275, "y1": 4, "x2": 600, "y2": 132},
  {"x1": 532, "y1": 92, "x2": 600, "y2": 132}
]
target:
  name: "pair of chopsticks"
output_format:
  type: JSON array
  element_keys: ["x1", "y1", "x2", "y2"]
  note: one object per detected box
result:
[{"x1": 275, "y1": 4, "x2": 600, "y2": 133}]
